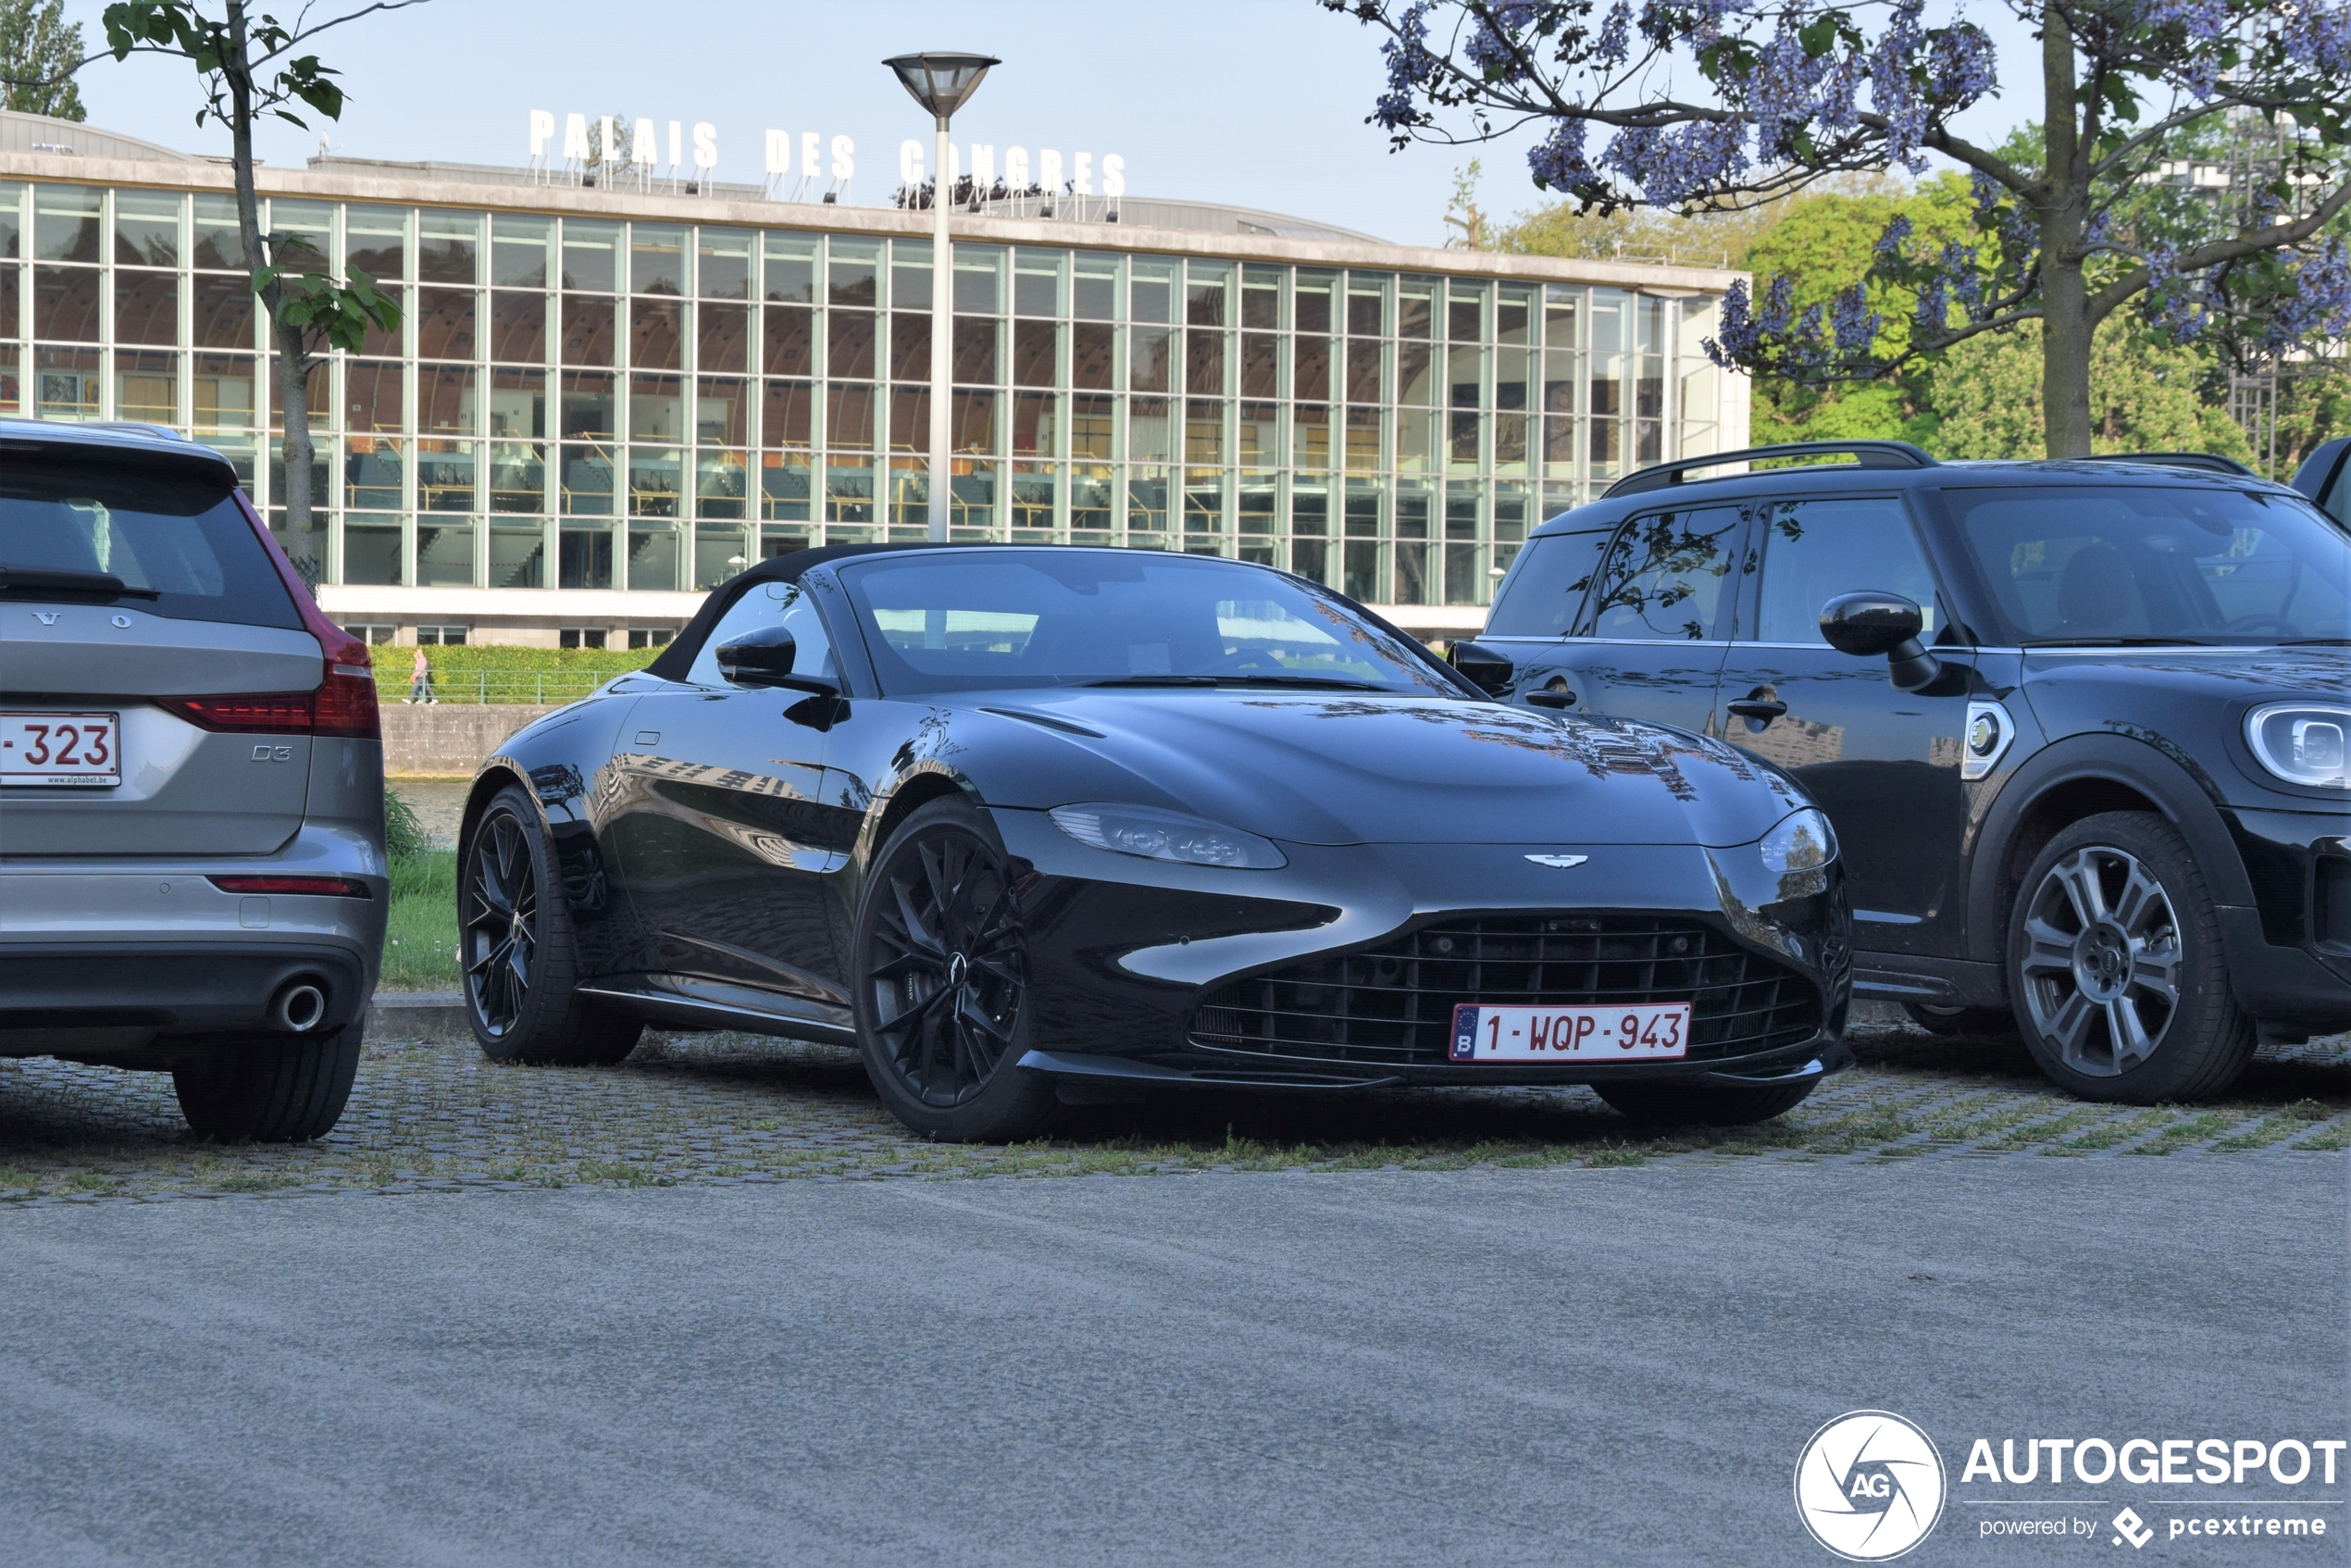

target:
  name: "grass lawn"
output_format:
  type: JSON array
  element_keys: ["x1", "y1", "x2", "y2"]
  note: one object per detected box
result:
[{"x1": 385, "y1": 848, "x2": 461, "y2": 990}]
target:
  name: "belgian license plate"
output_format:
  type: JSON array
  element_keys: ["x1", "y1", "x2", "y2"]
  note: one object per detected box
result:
[
  {"x1": 0, "y1": 712, "x2": 121, "y2": 787},
  {"x1": 1449, "y1": 1002, "x2": 1691, "y2": 1063}
]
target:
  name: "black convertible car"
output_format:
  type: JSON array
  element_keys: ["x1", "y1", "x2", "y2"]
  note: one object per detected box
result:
[{"x1": 458, "y1": 545, "x2": 1853, "y2": 1139}]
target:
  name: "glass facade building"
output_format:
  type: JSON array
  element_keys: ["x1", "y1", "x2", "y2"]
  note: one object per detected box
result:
[{"x1": 0, "y1": 156, "x2": 1742, "y2": 639}]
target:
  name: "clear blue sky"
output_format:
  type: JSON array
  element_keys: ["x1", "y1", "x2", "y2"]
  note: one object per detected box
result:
[{"x1": 56, "y1": 0, "x2": 2041, "y2": 249}]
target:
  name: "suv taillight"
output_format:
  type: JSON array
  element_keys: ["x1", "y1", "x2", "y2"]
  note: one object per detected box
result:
[{"x1": 226, "y1": 489, "x2": 381, "y2": 740}]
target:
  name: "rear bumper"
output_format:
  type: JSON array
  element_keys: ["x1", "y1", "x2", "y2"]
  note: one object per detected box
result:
[{"x1": 0, "y1": 941, "x2": 370, "y2": 1052}]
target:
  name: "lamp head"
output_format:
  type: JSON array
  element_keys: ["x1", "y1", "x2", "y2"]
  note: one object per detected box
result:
[{"x1": 882, "y1": 52, "x2": 1001, "y2": 124}]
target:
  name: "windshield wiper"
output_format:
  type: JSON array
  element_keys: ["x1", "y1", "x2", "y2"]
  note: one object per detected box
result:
[
  {"x1": 1083, "y1": 673, "x2": 1398, "y2": 691},
  {"x1": 0, "y1": 566, "x2": 161, "y2": 601}
]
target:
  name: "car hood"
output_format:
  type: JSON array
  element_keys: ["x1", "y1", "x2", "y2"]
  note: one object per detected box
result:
[
  {"x1": 2021, "y1": 645, "x2": 2351, "y2": 709},
  {"x1": 956, "y1": 690, "x2": 1811, "y2": 846}
]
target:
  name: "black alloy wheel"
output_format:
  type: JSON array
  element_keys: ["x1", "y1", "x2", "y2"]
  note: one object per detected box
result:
[
  {"x1": 2007, "y1": 811, "x2": 2255, "y2": 1102},
  {"x1": 461, "y1": 787, "x2": 642, "y2": 1066},
  {"x1": 853, "y1": 799, "x2": 1055, "y2": 1141}
]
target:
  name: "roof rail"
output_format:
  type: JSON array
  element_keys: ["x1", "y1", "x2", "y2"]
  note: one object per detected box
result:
[
  {"x1": 2072, "y1": 451, "x2": 2256, "y2": 478},
  {"x1": 1604, "y1": 440, "x2": 1938, "y2": 498}
]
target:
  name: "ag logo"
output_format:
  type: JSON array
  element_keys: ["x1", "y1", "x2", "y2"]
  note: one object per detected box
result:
[{"x1": 1794, "y1": 1410, "x2": 1947, "y2": 1561}]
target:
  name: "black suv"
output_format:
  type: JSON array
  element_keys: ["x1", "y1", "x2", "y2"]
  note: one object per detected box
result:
[{"x1": 1456, "y1": 440, "x2": 2350, "y2": 1103}]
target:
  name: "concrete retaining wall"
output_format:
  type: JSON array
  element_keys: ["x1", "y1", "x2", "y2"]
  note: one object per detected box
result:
[{"x1": 381, "y1": 703, "x2": 562, "y2": 777}]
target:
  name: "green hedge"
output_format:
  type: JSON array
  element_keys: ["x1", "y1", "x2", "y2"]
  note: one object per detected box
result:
[{"x1": 369, "y1": 643, "x2": 667, "y2": 703}]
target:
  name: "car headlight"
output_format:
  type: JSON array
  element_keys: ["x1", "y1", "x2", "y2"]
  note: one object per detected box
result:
[
  {"x1": 1049, "y1": 803, "x2": 1288, "y2": 869},
  {"x1": 1759, "y1": 808, "x2": 1838, "y2": 875},
  {"x1": 2246, "y1": 703, "x2": 2351, "y2": 790}
]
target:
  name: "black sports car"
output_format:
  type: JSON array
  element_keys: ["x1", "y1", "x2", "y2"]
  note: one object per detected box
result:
[{"x1": 457, "y1": 545, "x2": 1854, "y2": 1140}]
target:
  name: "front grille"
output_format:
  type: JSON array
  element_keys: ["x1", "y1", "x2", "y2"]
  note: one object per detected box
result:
[{"x1": 1191, "y1": 915, "x2": 1820, "y2": 1067}]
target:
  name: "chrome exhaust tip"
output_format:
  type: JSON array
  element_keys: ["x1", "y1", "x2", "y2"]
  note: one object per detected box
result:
[{"x1": 269, "y1": 979, "x2": 329, "y2": 1034}]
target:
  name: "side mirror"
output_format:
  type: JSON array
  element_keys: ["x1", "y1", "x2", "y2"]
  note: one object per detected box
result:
[
  {"x1": 1449, "y1": 639, "x2": 1515, "y2": 696},
  {"x1": 1819, "y1": 591, "x2": 1942, "y2": 692},
  {"x1": 715, "y1": 625, "x2": 798, "y2": 688}
]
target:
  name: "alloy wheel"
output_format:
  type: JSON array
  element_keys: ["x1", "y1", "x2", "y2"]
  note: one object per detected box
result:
[
  {"x1": 865, "y1": 828, "x2": 1027, "y2": 1106},
  {"x1": 464, "y1": 809, "x2": 539, "y2": 1039},
  {"x1": 2016, "y1": 843, "x2": 2182, "y2": 1076}
]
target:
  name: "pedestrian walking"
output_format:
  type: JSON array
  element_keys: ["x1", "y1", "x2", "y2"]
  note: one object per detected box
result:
[{"x1": 406, "y1": 645, "x2": 436, "y2": 704}]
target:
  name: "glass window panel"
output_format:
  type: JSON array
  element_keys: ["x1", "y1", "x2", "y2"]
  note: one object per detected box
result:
[
  {"x1": 353, "y1": 285, "x2": 404, "y2": 358},
  {"x1": 345, "y1": 206, "x2": 406, "y2": 281},
  {"x1": 491, "y1": 367, "x2": 546, "y2": 439},
  {"x1": 1187, "y1": 330, "x2": 1225, "y2": 396},
  {"x1": 490, "y1": 291, "x2": 547, "y2": 363},
  {"x1": 1129, "y1": 258, "x2": 1176, "y2": 324},
  {"x1": 1496, "y1": 413, "x2": 1528, "y2": 474},
  {"x1": 1496, "y1": 346, "x2": 1530, "y2": 411},
  {"x1": 1128, "y1": 397, "x2": 1172, "y2": 463},
  {"x1": 826, "y1": 456, "x2": 875, "y2": 523},
  {"x1": 627, "y1": 521, "x2": 680, "y2": 585},
  {"x1": 342, "y1": 521, "x2": 403, "y2": 586},
  {"x1": 1292, "y1": 405, "x2": 1331, "y2": 471},
  {"x1": 491, "y1": 215, "x2": 551, "y2": 288},
  {"x1": 1011, "y1": 390, "x2": 1056, "y2": 455},
  {"x1": 1185, "y1": 398, "x2": 1223, "y2": 466},
  {"x1": 1070, "y1": 393, "x2": 1113, "y2": 461},
  {"x1": 696, "y1": 375, "x2": 746, "y2": 444},
  {"x1": 418, "y1": 210, "x2": 480, "y2": 284},
  {"x1": 887, "y1": 458, "x2": 930, "y2": 532},
  {"x1": 193, "y1": 353, "x2": 255, "y2": 429},
  {"x1": 695, "y1": 451, "x2": 749, "y2": 521},
  {"x1": 699, "y1": 301, "x2": 748, "y2": 373},
  {"x1": 559, "y1": 370, "x2": 616, "y2": 439},
  {"x1": 561, "y1": 295, "x2": 615, "y2": 366},
  {"x1": 764, "y1": 378, "x2": 814, "y2": 447},
  {"x1": 1638, "y1": 350, "x2": 1664, "y2": 418},
  {"x1": 1545, "y1": 345, "x2": 1578, "y2": 415},
  {"x1": 114, "y1": 191, "x2": 179, "y2": 268},
  {"x1": 1182, "y1": 474, "x2": 1225, "y2": 539},
  {"x1": 113, "y1": 271, "x2": 179, "y2": 346},
  {"x1": 560, "y1": 524, "x2": 614, "y2": 587},
  {"x1": 1014, "y1": 248, "x2": 1064, "y2": 317},
  {"x1": 1012, "y1": 318, "x2": 1056, "y2": 388},
  {"x1": 1072, "y1": 463, "x2": 1114, "y2": 531},
  {"x1": 889, "y1": 313, "x2": 929, "y2": 381},
  {"x1": 829, "y1": 310, "x2": 876, "y2": 379},
  {"x1": 1185, "y1": 263, "x2": 1229, "y2": 326},
  {"x1": 1296, "y1": 270, "x2": 1335, "y2": 334},
  {"x1": 695, "y1": 520, "x2": 752, "y2": 587},
  {"x1": 0, "y1": 274, "x2": 16, "y2": 342},
  {"x1": 0, "y1": 180, "x2": 17, "y2": 261},
  {"x1": 1397, "y1": 278, "x2": 1434, "y2": 340},
  {"x1": 33, "y1": 265, "x2": 98, "y2": 341},
  {"x1": 345, "y1": 359, "x2": 404, "y2": 433},
  {"x1": 192, "y1": 194, "x2": 247, "y2": 270},
  {"x1": 1449, "y1": 289, "x2": 1485, "y2": 342},
  {"x1": 698, "y1": 229, "x2": 752, "y2": 300},
  {"x1": 1450, "y1": 410, "x2": 1482, "y2": 467},
  {"x1": 628, "y1": 449, "x2": 682, "y2": 516},
  {"x1": 489, "y1": 442, "x2": 546, "y2": 513},
  {"x1": 417, "y1": 286, "x2": 476, "y2": 361},
  {"x1": 1449, "y1": 343, "x2": 1486, "y2": 408},
  {"x1": 1127, "y1": 466, "x2": 1168, "y2": 533},
  {"x1": 954, "y1": 316, "x2": 1000, "y2": 383},
  {"x1": 1397, "y1": 341, "x2": 1433, "y2": 406},
  {"x1": 1345, "y1": 338, "x2": 1382, "y2": 404},
  {"x1": 764, "y1": 233, "x2": 817, "y2": 303},
  {"x1": 1498, "y1": 288, "x2": 1535, "y2": 346},
  {"x1": 764, "y1": 305, "x2": 815, "y2": 375},
  {"x1": 889, "y1": 385, "x2": 927, "y2": 453},
  {"x1": 267, "y1": 198, "x2": 332, "y2": 259},
  {"x1": 1068, "y1": 321, "x2": 1113, "y2": 391},
  {"x1": 630, "y1": 224, "x2": 685, "y2": 295},
  {"x1": 1546, "y1": 285, "x2": 1581, "y2": 349},
  {"x1": 343, "y1": 437, "x2": 404, "y2": 508},
  {"x1": 1239, "y1": 332, "x2": 1279, "y2": 399},
  {"x1": 417, "y1": 442, "x2": 479, "y2": 514},
  {"x1": 114, "y1": 349, "x2": 176, "y2": 424},
  {"x1": 829, "y1": 237, "x2": 879, "y2": 306},
  {"x1": 1238, "y1": 402, "x2": 1278, "y2": 467},
  {"x1": 1350, "y1": 407, "x2": 1386, "y2": 473},
  {"x1": 1348, "y1": 277, "x2": 1387, "y2": 337},
  {"x1": 267, "y1": 359, "x2": 330, "y2": 431},
  {"x1": 1589, "y1": 290, "x2": 1628, "y2": 354},
  {"x1": 1293, "y1": 336, "x2": 1331, "y2": 404},
  {"x1": 561, "y1": 219, "x2": 619, "y2": 292},
  {"x1": 420, "y1": 366, "x2": 477, "y2": 434},
  {"x1": 560, "y1": 443, "x2": 616, "y2": 514},
  {"x1": 1011, "y1": 462, "x2": 1058, "y2": 529},
  {"x1": 952, "y1": 390, "x2": 997, "y2": 454},
  {"x1": 1129, "y1": 325, "x2": 1171, "y2": 393},
  {"x1": 1073, "y1": 252, "x2": 1118, "y2": 321},
  {"x1": 630, "y1": 371, "x2": 686, "y2": 442},
  {"x1": 890, "y1": 240, "x2": 931, "y2": 311},
  {"x1": 491, "y1": 521, "x2": 545, "y2": 588},
  {"x1": 1241, "y1": 266, "x2": 1281, "y2": 330},
  {"x1": 34, "y1": 186, "x2": 101, "y2": 263},
  {"x1": 1586, "y1": 505, "x2": 1743, "y2": 640},
  {"x1": 953, "y1": 245, "x2": 1004, "y2": 313},
  {"x1": 827, "y1": 383, "x2": 876, "y2": 450},
  {"x1": 629, "y1": 297, "x2": 684, "y2": 371},
  {"x1": 760, "y1": 453, "x2": 813, "y2": 520}
]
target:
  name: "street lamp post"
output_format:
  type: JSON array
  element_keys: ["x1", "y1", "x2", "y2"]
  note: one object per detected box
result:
[{"x1": 883, "y1": 51, "x2": 1000, "y2": 543}]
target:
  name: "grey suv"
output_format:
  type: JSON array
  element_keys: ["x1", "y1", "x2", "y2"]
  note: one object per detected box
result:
[{"x1": 0, "y1": 419, "x2": 386, "y2": 1139}]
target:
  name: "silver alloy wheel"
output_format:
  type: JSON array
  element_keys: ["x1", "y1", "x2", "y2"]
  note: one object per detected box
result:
[{"x1": 2017, "y1": 844, "x2": 2182, "y2": 1076}]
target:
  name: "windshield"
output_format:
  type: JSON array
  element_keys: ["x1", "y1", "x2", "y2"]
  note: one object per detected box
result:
[
  {"x1": 1941, "y1": 485, "x2": 2351, "y2": 645},
  {"x1": 834, "y1": 551, "x2": 1464, "y2": 696}
]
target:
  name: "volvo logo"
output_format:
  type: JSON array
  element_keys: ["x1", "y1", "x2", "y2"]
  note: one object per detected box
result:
[
  {"x1": 1524, "y1": 853, "x2": 1589, "y2": 868},
  {"x1": 33, "y1": 613, "x2": 58, "y2": 626}
]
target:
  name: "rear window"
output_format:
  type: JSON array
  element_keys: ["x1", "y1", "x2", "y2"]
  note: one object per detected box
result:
[
  {"x1": 1484, "y1": 528, "x2": 1615, "y2": 636},
  {"x1": 2, "y1": 455, "x2": 301, "y2": 629}
]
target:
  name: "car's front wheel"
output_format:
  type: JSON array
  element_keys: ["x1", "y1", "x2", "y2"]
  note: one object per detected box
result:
[
  {"x1": 174, "y1": 1024, "x2": 362, "y2": 1141},
  {"x1": 2007, "y1": 812, "x2": 2255, "y2": 1102},
  {"x1": 462, "y1": 786, "x2": 642, "y2": 1066},
  {"x1": 852, "y1": 798, "x2": 1055, "y2": 1142},
  {"x1": 1594, "y1": 1076, "x2": 1817, "y2": 1126}
]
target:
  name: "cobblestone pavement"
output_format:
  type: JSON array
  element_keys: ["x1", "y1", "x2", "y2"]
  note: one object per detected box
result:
[{"x1": 1, "y1": 1019, "x2": 2345, "y2": 1204}]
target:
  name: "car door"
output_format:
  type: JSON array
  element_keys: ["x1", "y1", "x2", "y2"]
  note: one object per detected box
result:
[
  {"x1": 601, "y1": 579, "x2": 855, "y2": 1006},
  {"x1": 1512, "y1": 503, "x2": 1748, "y2": 732},
  {"x1": 1710, "y1": 492, "x2": 1972, "y2": 956}
]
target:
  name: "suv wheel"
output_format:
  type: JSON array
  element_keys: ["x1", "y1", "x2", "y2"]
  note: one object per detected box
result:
[
  {"x1": 174, "y1": 1024, "x2": 362, "y2": 1142},
  {"x1": 463, "y1": 786, "x2": 643, "y2": 1066},
  {"x1": 2007, "y1": 812, "x2": 2255, "y2": 1102}
]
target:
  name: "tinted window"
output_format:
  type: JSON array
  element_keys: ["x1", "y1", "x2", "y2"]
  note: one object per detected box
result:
[
  {"x1": 1943, "y1": 485, "x2": 2351, "y2": 644},
  {"x1": 1751, "y1": 496, "x2": 1941, "y2": 643},
  {"x1": 1485, "y1": 527, "x2": 1614, "y2": 637},
  {"x1": 837, "y1": 552, "x2": 1461, "y2": 696},
  {"x1": 1584, "y1": 506, "x2": 1742, "y2": 641},
  {"x1": 2, "y1": 457, "x2": 300, "y2": 628},
  {"x1": 687, "y1": 578, "x2": 835, "y2": 687}
]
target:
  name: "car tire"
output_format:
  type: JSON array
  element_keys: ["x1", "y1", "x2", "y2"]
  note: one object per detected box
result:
[
  {"x1": 174, "y1": 1023, "x2": 363, "y2": 1142},
  {"x1": 852, "y1": 797, "x2": 1056, "y2": 1142},
  {"x1": 462, "y1": 785, "x2": 643, "y2": 1067},
  {"x1": 1593, "y1": 1077, "x2": 1817, "y2": 1126},
  {"x1": 2007, "y1": 811, "x2": 2255, "y2": 1103},
  {"x1": 1901, "y1": 1002, "x2": 2017, "y2": 1038}
]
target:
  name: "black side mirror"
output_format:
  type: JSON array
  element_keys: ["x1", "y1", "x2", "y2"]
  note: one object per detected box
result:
[
  {"x1": 1820, "y1": 591, "x2": 1942, "y2": 692},
  {"x1": 716, "y1": 624, "x2": 798, "y2": 688},
  {"x1": 1449, "y1": 639, "x2": 1515, "y2": 696}
]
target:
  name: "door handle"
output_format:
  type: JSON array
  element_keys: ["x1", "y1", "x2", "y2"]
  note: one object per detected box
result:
[
  {"x1": 1726, "y1": 699, "x2": 1787, "y2": 720},
  {"x1": 1526, "y1": 686, "x2": 1576, "y2": 710}
]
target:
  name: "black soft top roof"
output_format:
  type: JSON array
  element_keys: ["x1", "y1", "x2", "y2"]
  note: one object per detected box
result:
[{"x1": 642, "y1": 541, "x2": 992, "y2": 681}]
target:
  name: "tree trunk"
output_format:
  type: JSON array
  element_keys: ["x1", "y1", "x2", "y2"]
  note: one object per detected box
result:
[
  {"x1": 223, "y1": 0, "x2": 318, "y2": 579},
  {"x1": 2037, "y1": 8, "x2": 2093, "y2": 456}
]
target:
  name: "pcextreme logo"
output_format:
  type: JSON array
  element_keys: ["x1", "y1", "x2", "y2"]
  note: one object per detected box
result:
[{"x1": 1795, "y1": 1411, "x2": 1949, "y2": 1562}]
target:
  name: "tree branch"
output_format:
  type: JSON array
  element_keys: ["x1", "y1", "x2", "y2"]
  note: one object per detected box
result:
[{"x1": 2083, "y1": 177, "x2": 2351, "y2": 326}]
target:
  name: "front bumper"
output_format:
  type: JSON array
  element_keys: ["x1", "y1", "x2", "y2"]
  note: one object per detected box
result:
[{"x1": 2220, "y1": 808, "x2": 2351, "y2": 1033}]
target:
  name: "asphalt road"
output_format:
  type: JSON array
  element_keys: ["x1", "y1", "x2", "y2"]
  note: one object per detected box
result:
[{"x1": 1, "y1": 1160, "x2": 2344, "y2": 1568}]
